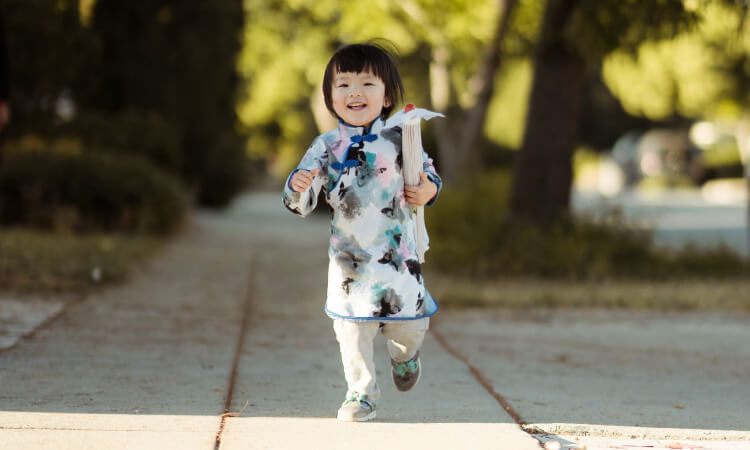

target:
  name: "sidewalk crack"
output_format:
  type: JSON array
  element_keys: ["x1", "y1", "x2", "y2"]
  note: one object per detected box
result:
[
  {"x1": 214, "y1": 258, "x2": 255, "y2": 450},
  {"x1": 431, "y1": 322, "x2": 545, "y2": 448}
]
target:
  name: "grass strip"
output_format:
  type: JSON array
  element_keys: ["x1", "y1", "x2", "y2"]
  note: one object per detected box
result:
[
  {"x1": 429, "y1": 274, "x2": 750, "y2": 311},
  {"x1": 0, "y1": 228, "x2": 161, "y2": 293}
]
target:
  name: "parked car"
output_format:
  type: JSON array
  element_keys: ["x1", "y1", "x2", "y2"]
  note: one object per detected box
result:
[{"x1": 611, "y1": 128, "x2": 704, "y2": 188}]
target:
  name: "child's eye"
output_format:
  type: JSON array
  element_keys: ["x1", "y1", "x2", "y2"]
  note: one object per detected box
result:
[
  {"x1": 337, "y1": 84, "x2": 348, "y2": 88},
  {"x1": 364, "y1": 83, "x2": 374, "y2": 86}
]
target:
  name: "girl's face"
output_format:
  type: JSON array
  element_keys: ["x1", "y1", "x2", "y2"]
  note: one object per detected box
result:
[{"x1": 331, "y1": 70, "x2": 390, "y2": 127}]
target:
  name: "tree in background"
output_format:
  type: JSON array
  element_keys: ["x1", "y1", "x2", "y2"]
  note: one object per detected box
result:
[
  {"x1": 508, "y1": 0, "x2": 750, "y2": 225},
  {"x1": 391, "y1": 0, "x2": 518, "y2": 185},
  {"x1": 237, "y1": 0, "x2": 750, "y2": 214},
  {"x1": 0, "y1": 0, "x2": 92, "y2": 129},
  {"x1": 1, "y1": 0, "x2": 247, "y2": 207},
  {"x1": 238, "y1": 0, "x2": 507, "y2": 182},
  {"x1": 509, "y1": 0, "x2": 698, "y2": 224},
  {"x1": 90, "y1": 1, "x2": 246, "y2": 206},
  {"x1": 602, "y1": 0, "x2": 750, "y2": 180}
]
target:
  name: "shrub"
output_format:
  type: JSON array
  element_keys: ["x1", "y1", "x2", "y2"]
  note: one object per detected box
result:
[
  {"x1": 426, "y1": 170, "x2": 749, "y2": 280},
  {"x1": 193, "y1": 131, "x2": 248, "y2": 207},
  {"x1": 0, "y1": 150, "x2": 188, "y2": 234},
  {"x1": 60, "y1": 110, "x2": 184, "y2": 174}
]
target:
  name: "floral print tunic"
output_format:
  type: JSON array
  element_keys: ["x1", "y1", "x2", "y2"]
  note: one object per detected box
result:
[{"x1": 282, "y1": 109, "x2": 442, "y2": 322}]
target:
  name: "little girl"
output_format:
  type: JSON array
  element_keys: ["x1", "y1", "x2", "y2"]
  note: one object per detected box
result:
[{"x1": 282, "y1": 42, "x2": 442, "y2": 422}]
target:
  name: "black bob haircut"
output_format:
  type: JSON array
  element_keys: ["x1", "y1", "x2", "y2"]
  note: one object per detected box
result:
[{"x1": 322, "y1": 42, "x2": 405, "y2": 121}]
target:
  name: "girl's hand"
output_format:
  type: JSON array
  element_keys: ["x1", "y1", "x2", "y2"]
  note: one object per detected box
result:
[
  {"x1": 290, "y1": 169, "x2": 319, "y2": 192},
  {"x1": 405, "y1": 172, "x2": 438, "y2": 207}
]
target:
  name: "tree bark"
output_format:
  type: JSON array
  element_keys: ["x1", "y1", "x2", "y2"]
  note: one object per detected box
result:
[
  {"x1": 431, "y1": 0, "x2": 517, "y2": 186},
  {"x1": 459, "y1": 0, "x2": 518, "y2": 175},
  {"x1": 509, "y1": 0, "x2": 586, "y2": 224}
]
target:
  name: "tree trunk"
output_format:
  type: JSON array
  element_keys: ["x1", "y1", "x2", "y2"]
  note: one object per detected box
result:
[
  {"x1": 459, "y1": 0, "x2": 518, "y2": 175},
  {"x1": 509, "y1": 0, "x2": 586, "y2": 224},
  {"x1": 430, "y1": 0, "x2": 517, "y2": 186}
]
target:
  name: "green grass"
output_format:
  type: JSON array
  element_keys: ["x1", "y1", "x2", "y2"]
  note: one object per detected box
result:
[
  {"x1": 428, "y1": 274, "x2": 750, "y2": 311},
  {"x1": 0, "y1": 228, "x2": 161, "y2": 294}
]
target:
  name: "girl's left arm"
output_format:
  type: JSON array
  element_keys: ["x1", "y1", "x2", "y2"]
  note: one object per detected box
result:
[{"x1": 421, "y1": 150, "x2": 442, "y2": 206}]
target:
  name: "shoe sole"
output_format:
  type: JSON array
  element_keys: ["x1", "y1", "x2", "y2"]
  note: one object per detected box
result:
[{"x1": 337, "y1": 410, "x2": 376, "y2": 422}]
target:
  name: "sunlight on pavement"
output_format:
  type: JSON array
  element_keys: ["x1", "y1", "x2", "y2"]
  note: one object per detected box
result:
[{"x1": 0, "y1": 411, "x2": 220, "y2": 450}]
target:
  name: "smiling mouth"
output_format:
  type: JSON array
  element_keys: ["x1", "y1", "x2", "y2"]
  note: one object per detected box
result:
[{"x1": 347, "y1": 102, "x2": 366, "y2": 111}]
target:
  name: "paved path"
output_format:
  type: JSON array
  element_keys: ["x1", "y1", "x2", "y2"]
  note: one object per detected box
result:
[
  {"x1": 1, "y1": 192, "x2": 748, "y2": 450},
  {"x1": 0, "y1": 193, "x2": 537, "y2": 449},
  {"x1": 572, "y1": 188, "x2": 749, "y2": 257}
]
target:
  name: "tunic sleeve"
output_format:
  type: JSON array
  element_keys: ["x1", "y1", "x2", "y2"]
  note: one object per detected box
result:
[
  {"x1": 422, "y1": 150, "x2": 442, "y2": 207},
  {"x1": 282, "y1": 137, "x2": 330, "y2": 217}
]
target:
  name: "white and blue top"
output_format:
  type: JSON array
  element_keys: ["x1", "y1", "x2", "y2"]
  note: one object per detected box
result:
[{"x1": 282, "y1": 107, "x2": 443, "y2": 322}]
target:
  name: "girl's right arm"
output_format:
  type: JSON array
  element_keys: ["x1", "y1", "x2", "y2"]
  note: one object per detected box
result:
[{"x1": 282, "y1": 137, "x2": 329, "y2": 217}]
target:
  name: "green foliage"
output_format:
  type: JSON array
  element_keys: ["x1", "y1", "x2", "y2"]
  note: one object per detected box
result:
[
  {"x1": 565, "y1": 0, "x2": 698, "y2": 63},
  {"x1": 0, "y1": 150, "x2": 188, "y2": 234},
  {"x1": 238, "y1": 0, "x2": 503, "y2": 174},
  {"x1": 3, "y1": 1, "x2": 248, "y2": 207},
  {"x1": 426, "y1": 170, "x2": 510, "y2": 272},
  {"x1": 427, "y1": 170, "x2": 749, "y2": 279},
  {"x1": 702, "y1": 135, "x2": 743, "y2": 169},
  {"x1": 603, "y1": 1, "x2": 750, "y2": 119},
  {"x1": 58, "y1": 110, "x2": 184, "y2": 173},
  {"x1": 484, "y1": 58, "x2": 532, "y2": 149}
]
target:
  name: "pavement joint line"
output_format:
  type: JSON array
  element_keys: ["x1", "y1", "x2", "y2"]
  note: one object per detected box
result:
[
  {"x1": 0, "y1": 296, "x2": 82, "y2": 354},
  {"x1": 214, "y1": 257, "x2": 256, "y2": 450},
  {"x1": 430, "y1": 320, "x2": 545, "y2": 449}
]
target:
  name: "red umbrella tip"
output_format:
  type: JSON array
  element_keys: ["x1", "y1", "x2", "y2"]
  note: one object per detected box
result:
[{"x1": 405, "y1": 104, "x2": 415, "y2": 112}]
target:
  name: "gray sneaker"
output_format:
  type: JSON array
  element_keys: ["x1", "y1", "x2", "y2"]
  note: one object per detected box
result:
[
  {"x1": 336, "y1": 393, "x2": 376, "y2": 422},
  {"x1": 391, "y1": 351, "x2": 421, "y2": 392}
]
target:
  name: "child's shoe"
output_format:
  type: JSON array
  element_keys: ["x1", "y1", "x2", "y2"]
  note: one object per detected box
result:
[
  {"x1": 391, "y1": 351, "x2": 421, "y2": 392},
  {"x1": 336, "y1": 392, "x2": 376, "y2": 422}
]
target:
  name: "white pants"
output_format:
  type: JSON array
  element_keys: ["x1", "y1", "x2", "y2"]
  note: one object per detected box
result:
[{"x1": 333, "y1": 318, "x2": 429, "y2": 402}]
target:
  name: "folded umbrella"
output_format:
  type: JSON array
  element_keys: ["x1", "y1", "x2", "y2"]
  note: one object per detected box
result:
[{"x1": 399, "y1": 104, "x2": 444, "y2": 263}]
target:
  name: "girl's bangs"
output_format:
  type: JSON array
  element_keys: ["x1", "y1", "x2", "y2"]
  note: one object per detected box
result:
[{"x1": 332, "y1": 52, "x2": 386, "y2": 80}]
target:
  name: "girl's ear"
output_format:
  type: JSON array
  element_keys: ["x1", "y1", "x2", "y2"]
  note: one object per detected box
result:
[{"x1": 384, "y1": 96, "x2": 391, "y2": 108}]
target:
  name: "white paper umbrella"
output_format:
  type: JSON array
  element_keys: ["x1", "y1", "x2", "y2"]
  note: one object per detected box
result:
[{"x1": 400, "y1": 104, "x2": 444, "y2": 263}]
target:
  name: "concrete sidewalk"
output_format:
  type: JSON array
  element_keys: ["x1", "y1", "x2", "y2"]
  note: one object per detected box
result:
[
  {"x1": 0, "y1": 192, "x2": 538, "y2": 449},
  {"x1": 1, "y1": 192, "x2": 748, "y2": 450}
]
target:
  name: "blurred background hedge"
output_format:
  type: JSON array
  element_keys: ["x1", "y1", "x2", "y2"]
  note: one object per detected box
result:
[
  {"x1": 0, "y1": 148, "x2": 187, "y2": 234},
  {"x1": 1, "y1": 0, "x2": 247, "y2": 208},
  {"x1": 427, "y1": 170, "x2": 749, "y2": 280}
]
